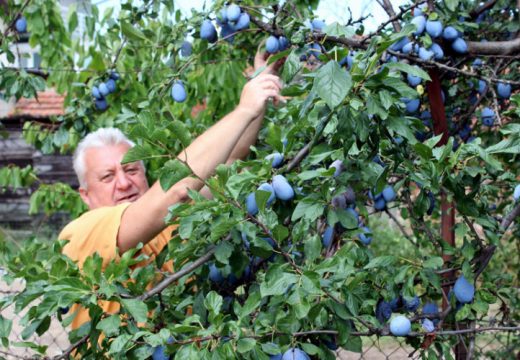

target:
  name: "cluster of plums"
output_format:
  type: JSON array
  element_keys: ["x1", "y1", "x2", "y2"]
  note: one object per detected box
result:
[
  {"x1": 246, "y1": 174, "x2": 294, "y2": 215},
  {"x1": 377, "y1": 275, "x2": 475, "y2": 336},
  {"x1": 91, "y1": 71, "x2": 120, "y2": 111},
  {"x1": 200, "y1": 3, "x2": 250, "y2": 44}
]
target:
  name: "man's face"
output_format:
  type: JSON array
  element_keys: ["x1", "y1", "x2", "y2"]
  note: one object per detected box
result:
[{"x1": 79, "y1": 143, "x2": 149, "y2": 209}]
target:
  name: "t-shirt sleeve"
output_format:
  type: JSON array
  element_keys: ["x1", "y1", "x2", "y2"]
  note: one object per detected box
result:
[{"x1": 59, "y1": 203, "x2": 131, "y2": 269}]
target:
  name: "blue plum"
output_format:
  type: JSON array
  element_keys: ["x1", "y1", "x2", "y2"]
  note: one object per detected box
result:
[
  {"x1": 442, "y1": 26, "x2": 459, "y2": 40},
  {"x1": 15, "y1": 17, "x2": 27, "y2": 33},
  {"x1": 411, "y1": 16, "x2": 426, "y2": 35},
  {"x1": 171, "y1": 81, "x2": 187, "y2": 102},
  {"x1": 282, "y1": 348, "x2": 310, "y2": 360},
  {"x1": 453, "y1": 275, "x2": 475, "y2": 303},
  {"x1": 425, "y1": 20, "x2": 443, "y2": 38},
  {"x1": 390, "y1": 315, "x2": 411, "y2": 336},
  {"x1": 200, "y1": 20, "x2": 217, "y2": 43},
  {"x1": 272, "y1": 175, "x2": 294, "y2": 201},
  {"x1": 452, "y1": 38, "x2": 468, "y2": 53},
  {"x1": 266, "y1": 36, "x2": 279, "y2": 54}
]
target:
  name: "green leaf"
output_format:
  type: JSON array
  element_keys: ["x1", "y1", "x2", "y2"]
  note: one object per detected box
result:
[
  {"x1": 0, "y1": 316, "x2": 12, "y2": 338},
  {"x1": 291, "y1": 197, "x2": 324, "y2": 222},
  {"x1": 445, "y1": 0, "x2": 459, "y2": 12},
  {"x1": 335, "y1": 208, "x2": 358, "y2": 229},
  {"x1": 304, "y1": 235, "x2": 321, "y2": 263},
  {"x1": 214, "y1": 241, "x2": 234, "y2": 264},
  {"x1": 237, "y1": 338, "x2": 256, "y2": 353},
  {"x1": 485, "y1": 137, "x2": 520, "y2": 154},
  {"x1": 364, "y1": 256, "x2": 396, "y2": 269},
  {"x1": 121, "y1": 145, "x2": 153, "y2": 164},
  {"x1": 158, "y1": 159, "x2": 191, "y2": 191},
  {"x1": 240, "y1": 291, "x2": 261, "y2": 317},
  {"x1": 96, "y1": 315, "x2": 121, "y2": 337},
  {"x1": 211, "y1": 218, "x2": 238, "y2": 241},
  {"x1": 281, "y1": 51, "x2": 302, "y2": 84},
  {"x1": 204, "y1": 291, "x2": 223, "y2": 314},
  {"x1": 272, "y1": 225, "x2": 289, "y2": 242},
  {"x1": 323, "y1": 22, "x2": 356, "y2": 38},
  {"x1": 313, "y1": 61, "x2": 352, "y2": 109},
  {"x1": 260, "y1": 266, "x2": 298, "y2": 297},
  {"x1": 386, "y1": 63, "x2": 431, "y2": 81},
  {"x1": 121, "y1": 21, "x2": 148, "y2": 42},
  {"x1": 226, "y1": 171, "x2": 257, "y2": 200},
  {"x1": 170, "y1": 120, "x2": 192, "y2": 148},
  {"x1": 120, "y1": 299, "x2": 148, "y2": 323},
  {"x1": 455, "y1": 304, "x2": 471, "y2": 321},
  {"x1": 423, "y1": 257, "x2": 444, "y2": 269}
]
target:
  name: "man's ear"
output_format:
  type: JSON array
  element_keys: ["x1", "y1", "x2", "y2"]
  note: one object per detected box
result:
[{"x1": 79, "y1": 188, "x2": 91, "y2": 208}]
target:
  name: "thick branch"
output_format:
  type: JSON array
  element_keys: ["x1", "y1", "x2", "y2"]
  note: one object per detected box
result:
[{"x1": 468, "y1": 37, "x2": 520, "y2": 56}]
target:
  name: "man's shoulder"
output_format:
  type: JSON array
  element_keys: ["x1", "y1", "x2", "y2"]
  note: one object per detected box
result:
[{"x1": 59, "y1": 203, "x2": 131, "y2": 240}]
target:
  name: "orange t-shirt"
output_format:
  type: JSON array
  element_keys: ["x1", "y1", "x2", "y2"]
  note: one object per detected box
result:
[{"x1": 59, "y1": 203, "x2": 177, "y2": 330}]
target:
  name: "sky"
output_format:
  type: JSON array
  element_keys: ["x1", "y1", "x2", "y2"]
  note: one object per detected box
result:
[{"x1": 93, "y1": 0, "x2": 410, "y2": 31}]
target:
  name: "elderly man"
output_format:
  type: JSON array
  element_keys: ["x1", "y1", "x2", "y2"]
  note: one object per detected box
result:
[{"x1": 60, "y1": 53, "x2": 283, "y2": 330}]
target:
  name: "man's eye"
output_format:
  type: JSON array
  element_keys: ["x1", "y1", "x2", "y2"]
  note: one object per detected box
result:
[
  {"x1": 126, "y1": 168, "x2": 138, "y2": 174},
  {"x1": 101, "y1": 174, "x2": 113, "y2": 181}
]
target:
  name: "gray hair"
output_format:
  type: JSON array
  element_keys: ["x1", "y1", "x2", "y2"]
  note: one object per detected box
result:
[{"x1": 73, "y1": 127, "x2": 139, "y2": 189}]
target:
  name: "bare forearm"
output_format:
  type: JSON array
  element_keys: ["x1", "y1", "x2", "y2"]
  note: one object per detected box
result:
[
  {"x1": 178, "y1": 106, "x2": 257, "y2": 179},
  {"x1": 226, "y1": 109, "x2": 265, "y2": 164}
]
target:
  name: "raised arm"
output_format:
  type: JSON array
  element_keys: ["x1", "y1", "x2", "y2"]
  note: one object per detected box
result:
[{"x1": 116, "y1": 73, "x2": 282, "y2": 253}]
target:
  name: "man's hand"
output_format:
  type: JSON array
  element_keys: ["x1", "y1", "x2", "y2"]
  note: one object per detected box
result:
[
  {"x1": 254, "y1": 48, "x2": 286, "y2": 76},
  {"x1": 237, "y1": 73, "x2": 283, "y2": 119}
]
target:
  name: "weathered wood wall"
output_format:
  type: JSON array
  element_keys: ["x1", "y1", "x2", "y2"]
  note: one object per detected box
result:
[{"x1": 0, "y1": 120, "x2": 78, "y2": 230}]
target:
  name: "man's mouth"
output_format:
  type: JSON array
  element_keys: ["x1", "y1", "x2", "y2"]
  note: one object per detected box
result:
[{"x1": 117, "y1": 194, "x2": 138, "y2": 203}]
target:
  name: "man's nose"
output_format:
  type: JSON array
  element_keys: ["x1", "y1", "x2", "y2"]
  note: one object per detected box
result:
[{"x1": 115, "y1": 171, "x2": 132, "y2": 189}]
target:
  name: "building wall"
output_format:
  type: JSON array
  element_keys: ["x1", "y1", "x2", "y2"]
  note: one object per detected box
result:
[{"x1": 0, "y1": 120, "x2": 78, "y2": 229}]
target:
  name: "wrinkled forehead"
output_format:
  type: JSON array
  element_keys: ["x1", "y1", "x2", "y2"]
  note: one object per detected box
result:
[{"x1": 84, "y1": 143, "x2": 132, "y2": 174}]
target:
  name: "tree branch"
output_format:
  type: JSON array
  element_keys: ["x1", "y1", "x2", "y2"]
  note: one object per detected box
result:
[
  {"x1": 363, "y1": 0, "x2": 427, "y2": 44},
  {"x1": 378, "y1": 0, "x2": 402, "y2": 33},
  {"x1": 468, "y1": 37, "x2": 520, "y2": 56},
  {"x1": 500, "y1": 203, "x2": 520, "y2": 231},
  {"x1": 469, "y1": 0, "x2": 498, "y2": 18},
  {"x1": 385, "y1": 208, "x2": 416, "y2": 246},
  {"x1": 136, "y1": 246, "x2": 217, "y2": 301}
]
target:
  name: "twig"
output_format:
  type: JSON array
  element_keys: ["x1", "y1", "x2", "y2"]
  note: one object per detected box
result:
[
  {"x1": 385, "y1": 208, "x2": 415, "y2": 246},
  {"x1": 135, "y1": 246, "x2": 217, "y2": 301},
  {"x1": 363, "y1": 0, "x2": 428, "y2": 43},
  {"x1": 286, "y1": 143, "x2": 310, "y2": 172},
  {"x1": 388, "y1": 50, "x2": 520, "y2": 86},
  {"x1": 488, "y1": 86, "x2": 504, "y2": 126},
  {"x1": 51, "y1": 333, "x2": 90, "y2": 360},
  {"x1": 500, "y1": 203, "x2": 520, "y2": 231},
  {"x1": 462, "y1": 215, "x2": 484, "y2": 249},
  {"x1": 469, "y1": 0, "x2": 499, "y2": 19},
  {"x1": 378, "y1": 0, "x2": 402, "y2": 33}
]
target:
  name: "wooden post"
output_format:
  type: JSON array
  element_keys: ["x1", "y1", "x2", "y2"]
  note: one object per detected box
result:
[{"x1": 426, "y1": 69, "x2": 468, "y2": 359}]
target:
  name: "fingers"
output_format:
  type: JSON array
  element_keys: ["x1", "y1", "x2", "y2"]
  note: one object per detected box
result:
[{"x1": 252, "y1": 73, "x2": 283, "y2": 90}]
